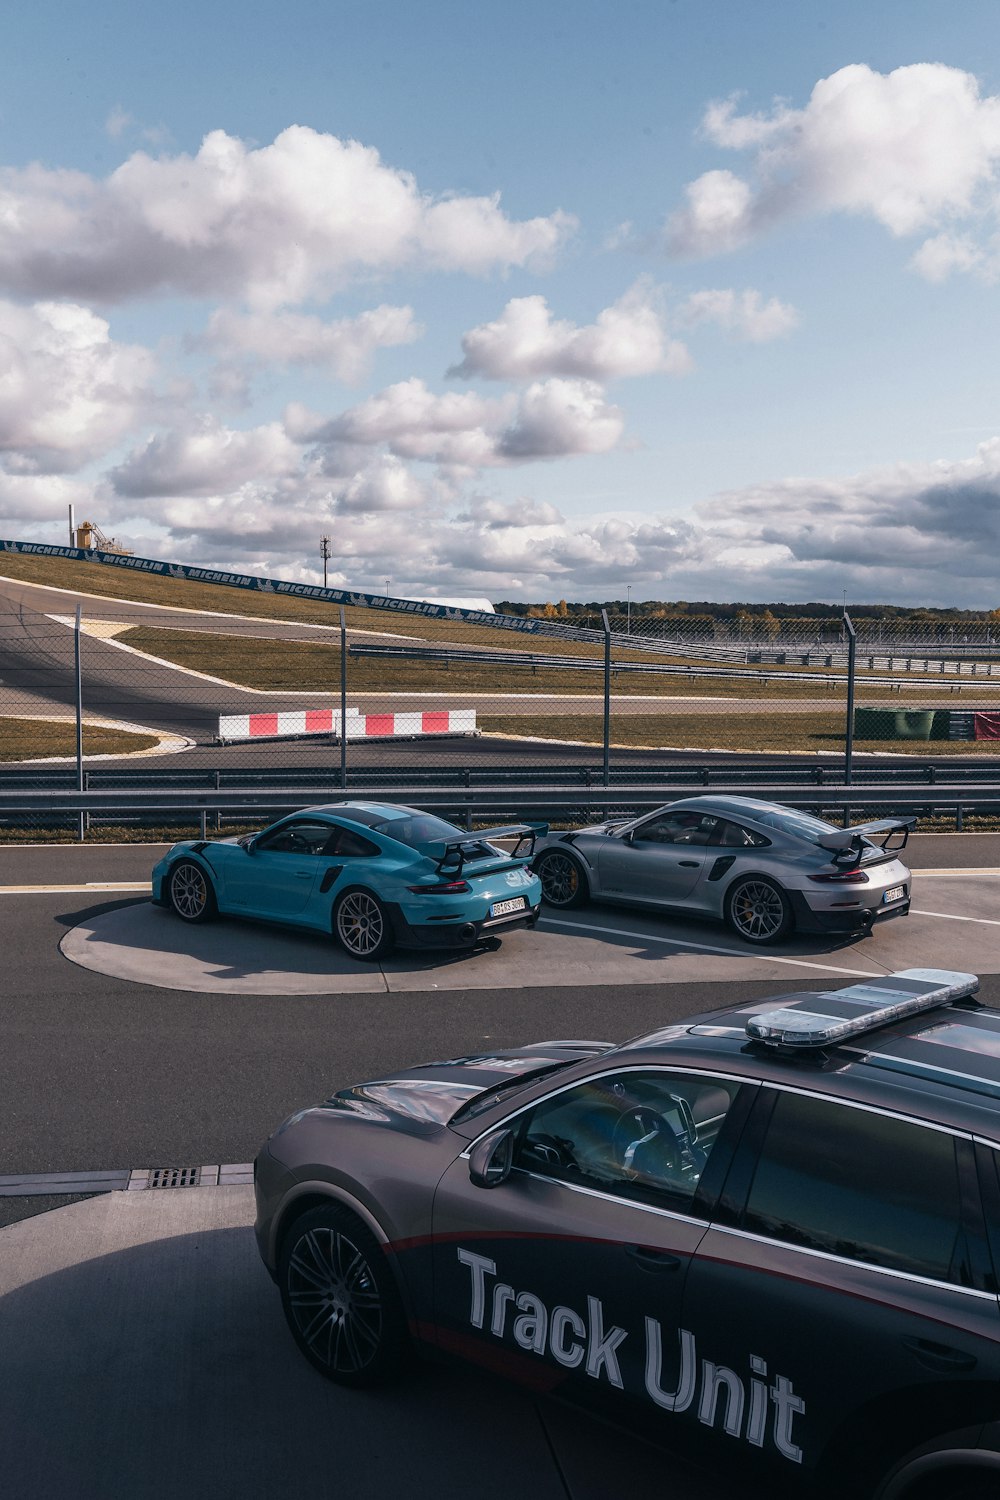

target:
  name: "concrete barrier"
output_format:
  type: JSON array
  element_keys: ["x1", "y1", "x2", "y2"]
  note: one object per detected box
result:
[{"x1": 217, "y1": 707, "x2": 476, "y2": 742}]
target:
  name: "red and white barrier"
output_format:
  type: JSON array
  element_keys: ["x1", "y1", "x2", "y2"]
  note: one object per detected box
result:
[{"x1": 218, "y1": 707, "x2": 476, "y2": 742}]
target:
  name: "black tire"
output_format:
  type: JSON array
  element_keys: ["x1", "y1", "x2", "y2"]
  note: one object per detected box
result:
[
  {"x1": 333, "y1": 888, "x2": 395, "y2": 961},
  {"x1": 278, "y1": 1204, "x2": 409, "y2": 1386},
  {"x1": 534, "y1": 849, "x2": 589, "y2": 909},
  {"x1": 724, "y1": 875, "x2": 793, "y2": 945},
  {"x1": 167, "y1": 859, "x2": 217, "y2": 924}
]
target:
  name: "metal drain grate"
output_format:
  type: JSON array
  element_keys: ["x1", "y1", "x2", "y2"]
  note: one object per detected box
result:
[{"x1": 147, "y1": 1166, "x2": 202, "y2": 1189}]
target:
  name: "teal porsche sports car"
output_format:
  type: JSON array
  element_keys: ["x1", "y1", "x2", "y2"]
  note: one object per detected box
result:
[{"x1": 151, "y1": 801, "x2": 543, "y2": 960}]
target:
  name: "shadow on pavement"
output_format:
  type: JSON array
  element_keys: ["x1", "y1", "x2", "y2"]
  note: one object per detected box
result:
[{"x1": 0, "y1": 1192, "x2": 736, "y2": 1500}]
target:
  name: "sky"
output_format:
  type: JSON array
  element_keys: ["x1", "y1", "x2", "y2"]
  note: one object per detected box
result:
[{"x1": 2, "y1": 0, "x2": 1000, "y2": 607}]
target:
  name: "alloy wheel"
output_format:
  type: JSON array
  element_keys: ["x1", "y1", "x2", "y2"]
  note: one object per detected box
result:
[
  {"x1": 336, "y1": 891, "x2": 387, "y2": 957},
  {"x1": 285, "y1": 1226, "x2": 383, "y2": 1376},
  {"x1": 728, "y1": 879, "x2": 789, "y2": 942}
]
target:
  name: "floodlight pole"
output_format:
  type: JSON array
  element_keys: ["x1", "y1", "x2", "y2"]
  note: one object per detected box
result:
[
  {"x1": 843, "y1": 608, "x2": 856, "y2": 787},
  {"x1": 320, "y1": 536, "x2": 331, "y2": 589},
  {"x1": 340, "y1": 606, "x2": 348, "y2": 788},
  {"x1": 75, "y1": 603, "x2": 85, "y2": 840},
  {"x1": 601, "y1": 608, "x2": 612, "y2": 789}
]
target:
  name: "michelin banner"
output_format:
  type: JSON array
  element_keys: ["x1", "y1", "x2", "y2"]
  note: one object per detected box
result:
[{"x1": 0, "y1": 538, "x2": 590, "y2": 639}]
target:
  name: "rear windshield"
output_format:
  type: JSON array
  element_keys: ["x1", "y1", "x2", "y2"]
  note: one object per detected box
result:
[
  {"x1": 370, "y1": 811, "x2": 464, "y2": 849},
  {"x1": 742, "y1": 806, "x2": 837, "y2": 845}
]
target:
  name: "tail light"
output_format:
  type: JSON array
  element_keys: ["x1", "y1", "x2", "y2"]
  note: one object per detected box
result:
[
  {"x1": 407, "y1": 880, "x2": 471, "y2": 894},
  {"x1": 809, "y1": 869, "x2": 870, "y2": 884}
]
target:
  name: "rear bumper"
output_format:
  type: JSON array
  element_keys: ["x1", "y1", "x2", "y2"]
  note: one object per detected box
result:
[
  {"x1": 391, "y1": 903, "x2": 541, "y2": 950},
  {"x1": 789, "y1": 890, "x2": 910, "y2": 935}
]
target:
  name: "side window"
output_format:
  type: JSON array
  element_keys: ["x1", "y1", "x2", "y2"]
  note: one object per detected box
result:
[
  {"x1": 512, "y1": 1070, "x2": 741, "y2": 1212},
  {"x1": 743, "y1": 1091, "x2": 966, "y2": 1284},
  {"x1": 633, "y1": 812, "x2": 716, "y2": 847},
  {"x1": 328, "y1": 828, "x2": 380, "y2": 858},
  {"x1": 257, "y1": 821, "x2": 335, "y2": 855},
  {"x1": 716, "y1": 820, "x2": 770, "y2": 849}
]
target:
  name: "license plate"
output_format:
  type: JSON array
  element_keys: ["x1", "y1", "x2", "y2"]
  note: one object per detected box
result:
[
  {"x1": 490, "y1": 896, "x2": 527, "y2": 917},
  {"x1": 883, "y1": 885, "x2": 905, "y2": 904}
]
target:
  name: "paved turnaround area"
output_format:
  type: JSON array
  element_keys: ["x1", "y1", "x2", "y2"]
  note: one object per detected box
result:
[{"x1": 3, "y1": 834, "x2": 1000, "y2": 1499}]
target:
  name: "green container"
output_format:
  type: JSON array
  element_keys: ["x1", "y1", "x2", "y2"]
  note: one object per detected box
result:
[{"x1": 894, "y1": 710, "x2": 934, "y2": 740}]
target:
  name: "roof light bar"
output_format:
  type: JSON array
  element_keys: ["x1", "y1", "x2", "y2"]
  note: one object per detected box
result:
[{"x1": 746, "y1": 968, "x2": 980, "y2": 1050}]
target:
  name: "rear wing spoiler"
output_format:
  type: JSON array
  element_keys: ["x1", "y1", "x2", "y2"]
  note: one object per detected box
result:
[
  {"x1": 818, "y1": 815, "x2": 916, "y2": 860},
  {"x1": 435, "y1": 822, "x2": 548, "y2": 875}
]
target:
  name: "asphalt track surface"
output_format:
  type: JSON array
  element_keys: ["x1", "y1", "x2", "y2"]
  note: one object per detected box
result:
[{"x1": 3, "y1": 833, "x2": 1000, "y2": 1500}]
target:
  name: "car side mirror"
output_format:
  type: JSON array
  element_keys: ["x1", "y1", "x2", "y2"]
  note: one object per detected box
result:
[
  {"x1": 244, "y1": 837, "x2": 258, "y2": 855},
  {"x1": 469, "y1": 1127, "x2": 514, "y2": 1189}
]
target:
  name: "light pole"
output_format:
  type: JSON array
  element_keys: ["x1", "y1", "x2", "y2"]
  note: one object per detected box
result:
[
  {"x1": 320, "y1": 535, "x2": 331, "y2": 589},
  {"x1": 626, "y1": 585, "x2": 632, "y2": 636},
  {"x1": 384, "y1": 577, "x2": 391, "y2": 597}
]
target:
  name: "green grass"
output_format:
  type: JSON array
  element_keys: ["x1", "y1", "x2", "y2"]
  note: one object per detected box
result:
[
  {"x1": 117, "y1": 623, "x2": 851, "y2": 699},
  {"x1": 0, "y1": 718, "x2": 160, "y2": 761},
  {"x1": 478, "y1": 712, "x2": 1000, "y2": 754}
]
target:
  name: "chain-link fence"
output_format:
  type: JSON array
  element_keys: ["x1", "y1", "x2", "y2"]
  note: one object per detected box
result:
[{"x1": 1, "y1": 552, "x2": 999, "y2": 840}]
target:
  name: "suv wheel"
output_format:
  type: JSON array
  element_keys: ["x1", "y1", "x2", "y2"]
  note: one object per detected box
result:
[{"x1": 278, "y1": 1205, "x2": 408, "y2": 1386}]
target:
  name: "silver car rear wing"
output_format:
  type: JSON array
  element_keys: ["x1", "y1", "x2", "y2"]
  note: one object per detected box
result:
[{"x1": 818, "y1": 815, "x2": 916, "y2": 861}]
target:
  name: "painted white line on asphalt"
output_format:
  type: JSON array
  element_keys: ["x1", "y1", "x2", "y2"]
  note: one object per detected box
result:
[
  {"x1": 912, "y1": 869, "x2": 1000, "y2": 877},
  {"x1": 540, "y1": 917, "x2": 882, "y2": 978},
  {"x1": 911, "y1": 909, "x2": 1000, "y2": 927},
  {"x1": 0, "y1": 882, "x2": 151, "y2": 894}
]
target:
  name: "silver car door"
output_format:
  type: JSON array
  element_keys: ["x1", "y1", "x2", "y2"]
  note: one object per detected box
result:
[{"x1": 596, "y1": 811, "x2": 716, "y2": 904}]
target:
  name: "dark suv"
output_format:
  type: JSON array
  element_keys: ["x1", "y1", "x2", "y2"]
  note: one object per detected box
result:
[{"x1": 255, "y1": 969, "x2": 1000, "y2": 1499}]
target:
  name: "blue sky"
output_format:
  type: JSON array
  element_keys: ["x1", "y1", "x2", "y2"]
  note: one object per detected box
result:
[{"x1": 2, "y1": 0, "x2": 1000, "y2": 605}]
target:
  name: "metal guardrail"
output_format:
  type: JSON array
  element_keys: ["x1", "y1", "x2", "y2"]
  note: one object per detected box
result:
[
  {"x1": 350, "y1": 641, "x2": 1000, "y2": 689},
  {"x1": 1, "y1": 781, "x2": 998, "y2": 838}
]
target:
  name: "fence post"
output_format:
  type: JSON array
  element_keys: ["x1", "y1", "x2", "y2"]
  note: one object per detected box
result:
[
  {"x1": 75, "y1": 604, "x2": 85, "y2": 841},
  {"x1": 601, "y1": 608, "x2": 611, "y2": 789},
  {"x1": 843, "y1": 608, "x2": 856, "y2": 787},
  {"x1": 340, "y1": 606, "x2": 348, "y2": 789}
]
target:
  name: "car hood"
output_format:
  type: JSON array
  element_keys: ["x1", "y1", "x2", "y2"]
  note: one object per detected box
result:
[{"x1": 325, "y1": 1040, "x2": 614, "y2": 1126}]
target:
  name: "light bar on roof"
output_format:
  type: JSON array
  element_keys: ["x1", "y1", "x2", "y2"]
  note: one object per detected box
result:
[{"x1": 746, "y1": 968, "x2": 980, "y2": 1050}]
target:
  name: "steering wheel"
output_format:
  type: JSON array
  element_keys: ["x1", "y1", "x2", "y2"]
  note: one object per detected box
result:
[{"x1": 611, "y1": 1107, "x2": 682, "y2": 1181}]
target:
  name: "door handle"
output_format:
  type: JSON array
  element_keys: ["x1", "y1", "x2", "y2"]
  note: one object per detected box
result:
[
  {"x1": 677, "y1": 860, "x2": 699, "y2": 868},
  {"x1": 294, "y1": 872, "x2": 312, "y2": 879},
  {"x1": 900, "y1": 1336, "x2": 977, "y2": 1372},
  {"x1": 625, "y1": 1244, "x2": 682, "y2": 1273}
]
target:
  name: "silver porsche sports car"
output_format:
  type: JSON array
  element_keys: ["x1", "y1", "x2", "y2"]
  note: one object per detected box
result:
[{"x1": 530, "y1": 795, "x2": 913, "y2": 944}]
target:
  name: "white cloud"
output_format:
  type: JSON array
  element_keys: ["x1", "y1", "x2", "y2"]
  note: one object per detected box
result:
[
  {"x1": 0, "y1": 126, "x2": 576, "y2": 308},
  {"x1": 496, "y1": 378, "x2": 624, "y2": 460},
  {"x1": 681, "y1": 288, "x2": 799, "y2": 341},
  {"x1": 335, "y1": 455, "x2": 426, "y2": 511},
  {"x1": 203, "y1": 303, "x2": 422, "y2": 382},
  {"x1": 77, "y1": 430, "x2": 1000, "y2": 609},
  {"x1": 110, "y1": 418, "x2": 299, "y2": 498},
  {"x1": 450, "y1": 280, "x2": 690, "y2": 381},
  {"x1": 297, "y1": 375, "x2": 624, "y2": 468},
  {"x1": 668, "y1": 169, "x2": 756, "y2": 257},
  {"x1": 907, "y1": 231, "x2": 992, "y2": 282},
  {"x1": 667, "y1": 64, "x2": 1000, "y2": 265},
  {"x1": 104, "y1": 107, "x2": 132, "y2": 140},
  {"x1": 0, "y1": 300, "x2": 154, "y2": 474}
]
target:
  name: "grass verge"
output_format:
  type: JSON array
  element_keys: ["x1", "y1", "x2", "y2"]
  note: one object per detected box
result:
[{"x1": 1, "y1": 718, "x2": 160, "y2": 761}]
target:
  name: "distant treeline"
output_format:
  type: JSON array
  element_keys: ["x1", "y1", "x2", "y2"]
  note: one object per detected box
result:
[{"x1": 495, "y1": 599, "x2": 1000, "y2": 621}]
